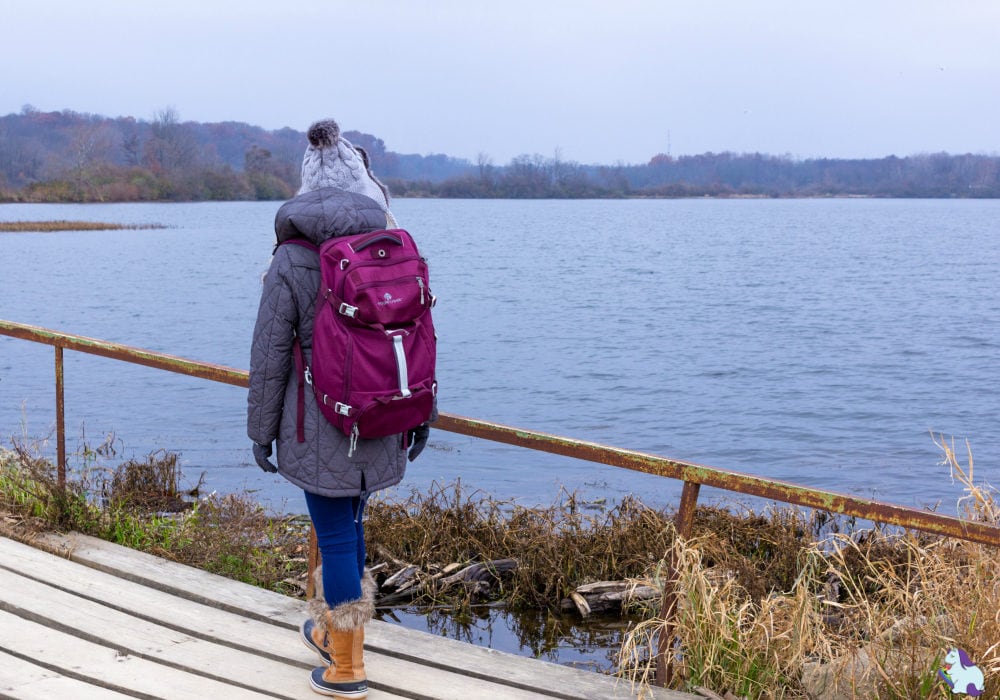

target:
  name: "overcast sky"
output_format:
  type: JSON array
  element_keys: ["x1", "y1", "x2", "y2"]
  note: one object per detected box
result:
[{"x1": 3, "y1": 1, "x2": 998, "y2": 165}]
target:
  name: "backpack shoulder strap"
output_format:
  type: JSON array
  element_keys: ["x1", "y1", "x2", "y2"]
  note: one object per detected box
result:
[
  {"x1": 292, "y1": 337, "x2": 308, "y2": 443},
  {"x1": 273, "y1": 237, "x2": 320, "y2": 255},
  {"x1": 280, "y1": 237, "x2": 319, "y2": 443}
]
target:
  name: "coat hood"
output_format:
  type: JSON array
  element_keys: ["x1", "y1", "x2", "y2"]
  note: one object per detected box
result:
[{"x1": 274, "y1": 187, "x2": 390, "y2": 247}]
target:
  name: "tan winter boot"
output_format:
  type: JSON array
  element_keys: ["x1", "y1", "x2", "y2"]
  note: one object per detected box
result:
[
  {"x1": 301, "y1": 567, "x2": 377, "y2": 665},
  {"x1": 305, "y1": 568, "x2": 376, "y2": 698},
  {"x1": 310, "y1": 624, "x2": 367, "y2": 698}
]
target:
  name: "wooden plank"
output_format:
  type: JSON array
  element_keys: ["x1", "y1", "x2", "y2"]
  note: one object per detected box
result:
[
  {"x1": 25, "y1": 533, "x2": 694, "y2": 699},
  {"x1": 0, "y1": 562, "x2": 548, "y2": 700},
  {"x1": 0, "y1": 618, "x2": 407, "y2": 700},
  {"x1": 0, "y1": 538, "x2": 551, "y2": 699},
  {"x1": 0, "y1": 650, "x2": 136, "y2": 699},
  {"x1": 30, "y1": 531, "x2": 304, "y2": 621},
  {"x1": 0, "y1": 566, "x2": 307, "y2": 699},
  {"x1": 0, "y1": 537, "x2": 300, "y2": 662},
  {"x1": 0, "y1": 610, "x2": 281, "y2": 699}
]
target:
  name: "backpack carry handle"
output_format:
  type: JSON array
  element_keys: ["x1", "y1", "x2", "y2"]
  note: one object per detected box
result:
[{"x1": 352, "y1": 232, "x2": 403, "y2": 253}]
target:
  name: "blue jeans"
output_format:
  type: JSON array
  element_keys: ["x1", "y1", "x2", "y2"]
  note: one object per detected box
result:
[{"x1": 304, "y1": 491, "x2": 366, "y2": 609}]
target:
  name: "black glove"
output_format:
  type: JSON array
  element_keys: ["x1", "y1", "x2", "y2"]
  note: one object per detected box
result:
[
  {"x1": 252, "y1": 442, "x2": 278, "y2": 473},
  {"x1": 407, "y1": 423, "x2": 430, "y2": 462}
]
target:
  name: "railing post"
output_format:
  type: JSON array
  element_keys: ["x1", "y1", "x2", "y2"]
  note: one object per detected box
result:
[
  {"x1": 54, "y1": 345, "x2": 66, "y2": 487},
  {"x1": 655, "y1": 480, "x2": 701, "y2": 687},
  {"x1": 306, "y1": 524, "x2": 320, "y2": 599}
]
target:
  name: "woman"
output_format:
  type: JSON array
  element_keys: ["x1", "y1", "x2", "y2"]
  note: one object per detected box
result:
[{"x1": 248, "y1": 118, "x2": 429, "y2": 698}]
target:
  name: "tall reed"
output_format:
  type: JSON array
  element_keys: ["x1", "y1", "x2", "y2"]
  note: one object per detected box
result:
[{"x1": 620, "y1": 436, "x2": 999, "y2": 699}]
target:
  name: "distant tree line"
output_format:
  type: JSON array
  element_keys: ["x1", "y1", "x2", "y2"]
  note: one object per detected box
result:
[
  {"x1": 2, "y1": 107, "x2": 998, "y2": 202},
  {"x1": 392, "y1": 151, "x2": 1000, "y2": 199},
  {"x1": 0, "y1": 107, "x2": 297, "y2": 202},
  {"x1": 0, "y1": 107, "x2": 472, "y2": 203}
]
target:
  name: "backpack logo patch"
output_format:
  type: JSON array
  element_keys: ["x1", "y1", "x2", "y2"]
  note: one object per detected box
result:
[{"x1": 378, "y1": 292, "x2": 404, "y2": 308}]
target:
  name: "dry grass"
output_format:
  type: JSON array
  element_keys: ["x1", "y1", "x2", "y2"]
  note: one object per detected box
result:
[
  {"x1": 620, "y1": 435, "x2": 1000, "y2": 699},
  {"x1": 619, "y1": 528, "x2": 827, "y2": 698},
  {"x1": 4, "y1": 434, "x2": 997, "y2": 698},
  {"x1": 368, "y1": 482, "x2": 678, "y2": 610},
  {"x1": 0, "y1": 439, "x2": 308, "y2": 593},
  {"x1": 0, "y1": 220, "x2": 166, "y2": 232},
  {"x1": 365, "y1": 482, "x2": 834, "y2": 614}
]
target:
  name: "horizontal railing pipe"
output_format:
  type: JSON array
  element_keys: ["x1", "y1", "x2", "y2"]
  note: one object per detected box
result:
[
  {"x1": 433, "y1": 413, "x2": 1000, "y2": 547},
  {"x1": 0, "y1": 320, "x2": 248, "y2": 387},
  {"x1": 3, "y1": 318, "x2": 998, "y2": 547}
]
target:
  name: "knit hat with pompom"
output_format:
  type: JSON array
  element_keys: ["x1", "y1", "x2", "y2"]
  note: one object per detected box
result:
[{"x1": 297, "y1": 118, "x2": 389, "y2": 210}]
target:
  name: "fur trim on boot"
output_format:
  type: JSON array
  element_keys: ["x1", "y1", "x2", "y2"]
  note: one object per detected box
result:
[
  {"x1": 308, "y1": 564, "x2": 329, "y2": 632},
  {"x1": 309, "y1": 566, "x2": 377, "y2": 635},
  {"x1": 326, "y1": 594, "x2": 374, "y2": 631},
  {"x1": 360, "y1": 568, "x2": 377, "y2": 604}
]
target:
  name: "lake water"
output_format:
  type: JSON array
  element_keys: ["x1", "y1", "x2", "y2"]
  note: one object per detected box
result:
[{"x1": 1, "y1": 198, "x2": 998, "y2": 519}]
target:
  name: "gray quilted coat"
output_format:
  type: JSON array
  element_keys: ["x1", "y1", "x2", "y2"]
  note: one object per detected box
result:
[{"x1": 247, "y1": 188, "x2": 408, "y2": 498}]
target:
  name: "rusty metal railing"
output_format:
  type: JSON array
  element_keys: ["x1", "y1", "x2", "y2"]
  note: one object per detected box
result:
[
  {"x1": 3, "y1": 319, "x2": 999, "y2": 686},
  {"x1": 0, "y1": 321, "x2": 246, "y2": 486}
]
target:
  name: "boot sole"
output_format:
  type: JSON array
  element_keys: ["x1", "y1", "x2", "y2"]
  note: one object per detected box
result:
[{"x1": 309, "y1": 667, "x2": 368, "y2": 698}]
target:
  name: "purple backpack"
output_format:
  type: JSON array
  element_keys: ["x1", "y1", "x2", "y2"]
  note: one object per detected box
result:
[{"x1": 285, "y1": 229, "x2": 437, "y2": 452}]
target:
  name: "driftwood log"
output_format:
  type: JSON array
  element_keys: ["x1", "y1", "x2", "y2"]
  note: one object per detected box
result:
[
  {"x1": 439, "y1": 559, "x2": 518, "y2": 587},
  {"x1": 382, "y1": 564, "x2": 420, "y2": 592},
  {"x1": 560, "y1": 580, "x2": 659, "y2": 617},
  {"x1": 376, "y1": 559, "x2": 519, "y2": 606}
]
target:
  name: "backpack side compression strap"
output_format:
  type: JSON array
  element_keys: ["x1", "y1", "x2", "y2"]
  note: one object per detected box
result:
[{"x1": 391, "y1": 334, "x2": 412, "y2": 399}]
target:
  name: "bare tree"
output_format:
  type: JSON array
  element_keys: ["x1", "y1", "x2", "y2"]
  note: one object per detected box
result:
[
  {"x1": 477, "y1": 152, "x2": 495, "y2": 186},
  {"x1": 144, "y1": 107, "x2": 197, "y2": 172}
]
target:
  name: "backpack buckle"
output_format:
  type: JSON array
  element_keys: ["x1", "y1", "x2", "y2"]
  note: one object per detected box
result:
[
  {"x1": 339, "y1": 303, "x2": 358, "y2": 318},
  {"x1": 334, "y1": 402, "x2": 352, "y2": 417}
]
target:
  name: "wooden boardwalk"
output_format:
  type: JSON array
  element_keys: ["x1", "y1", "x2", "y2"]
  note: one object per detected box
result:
[{"x1": 0, "y1": 533, "x2": 695, "y2": 699}]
